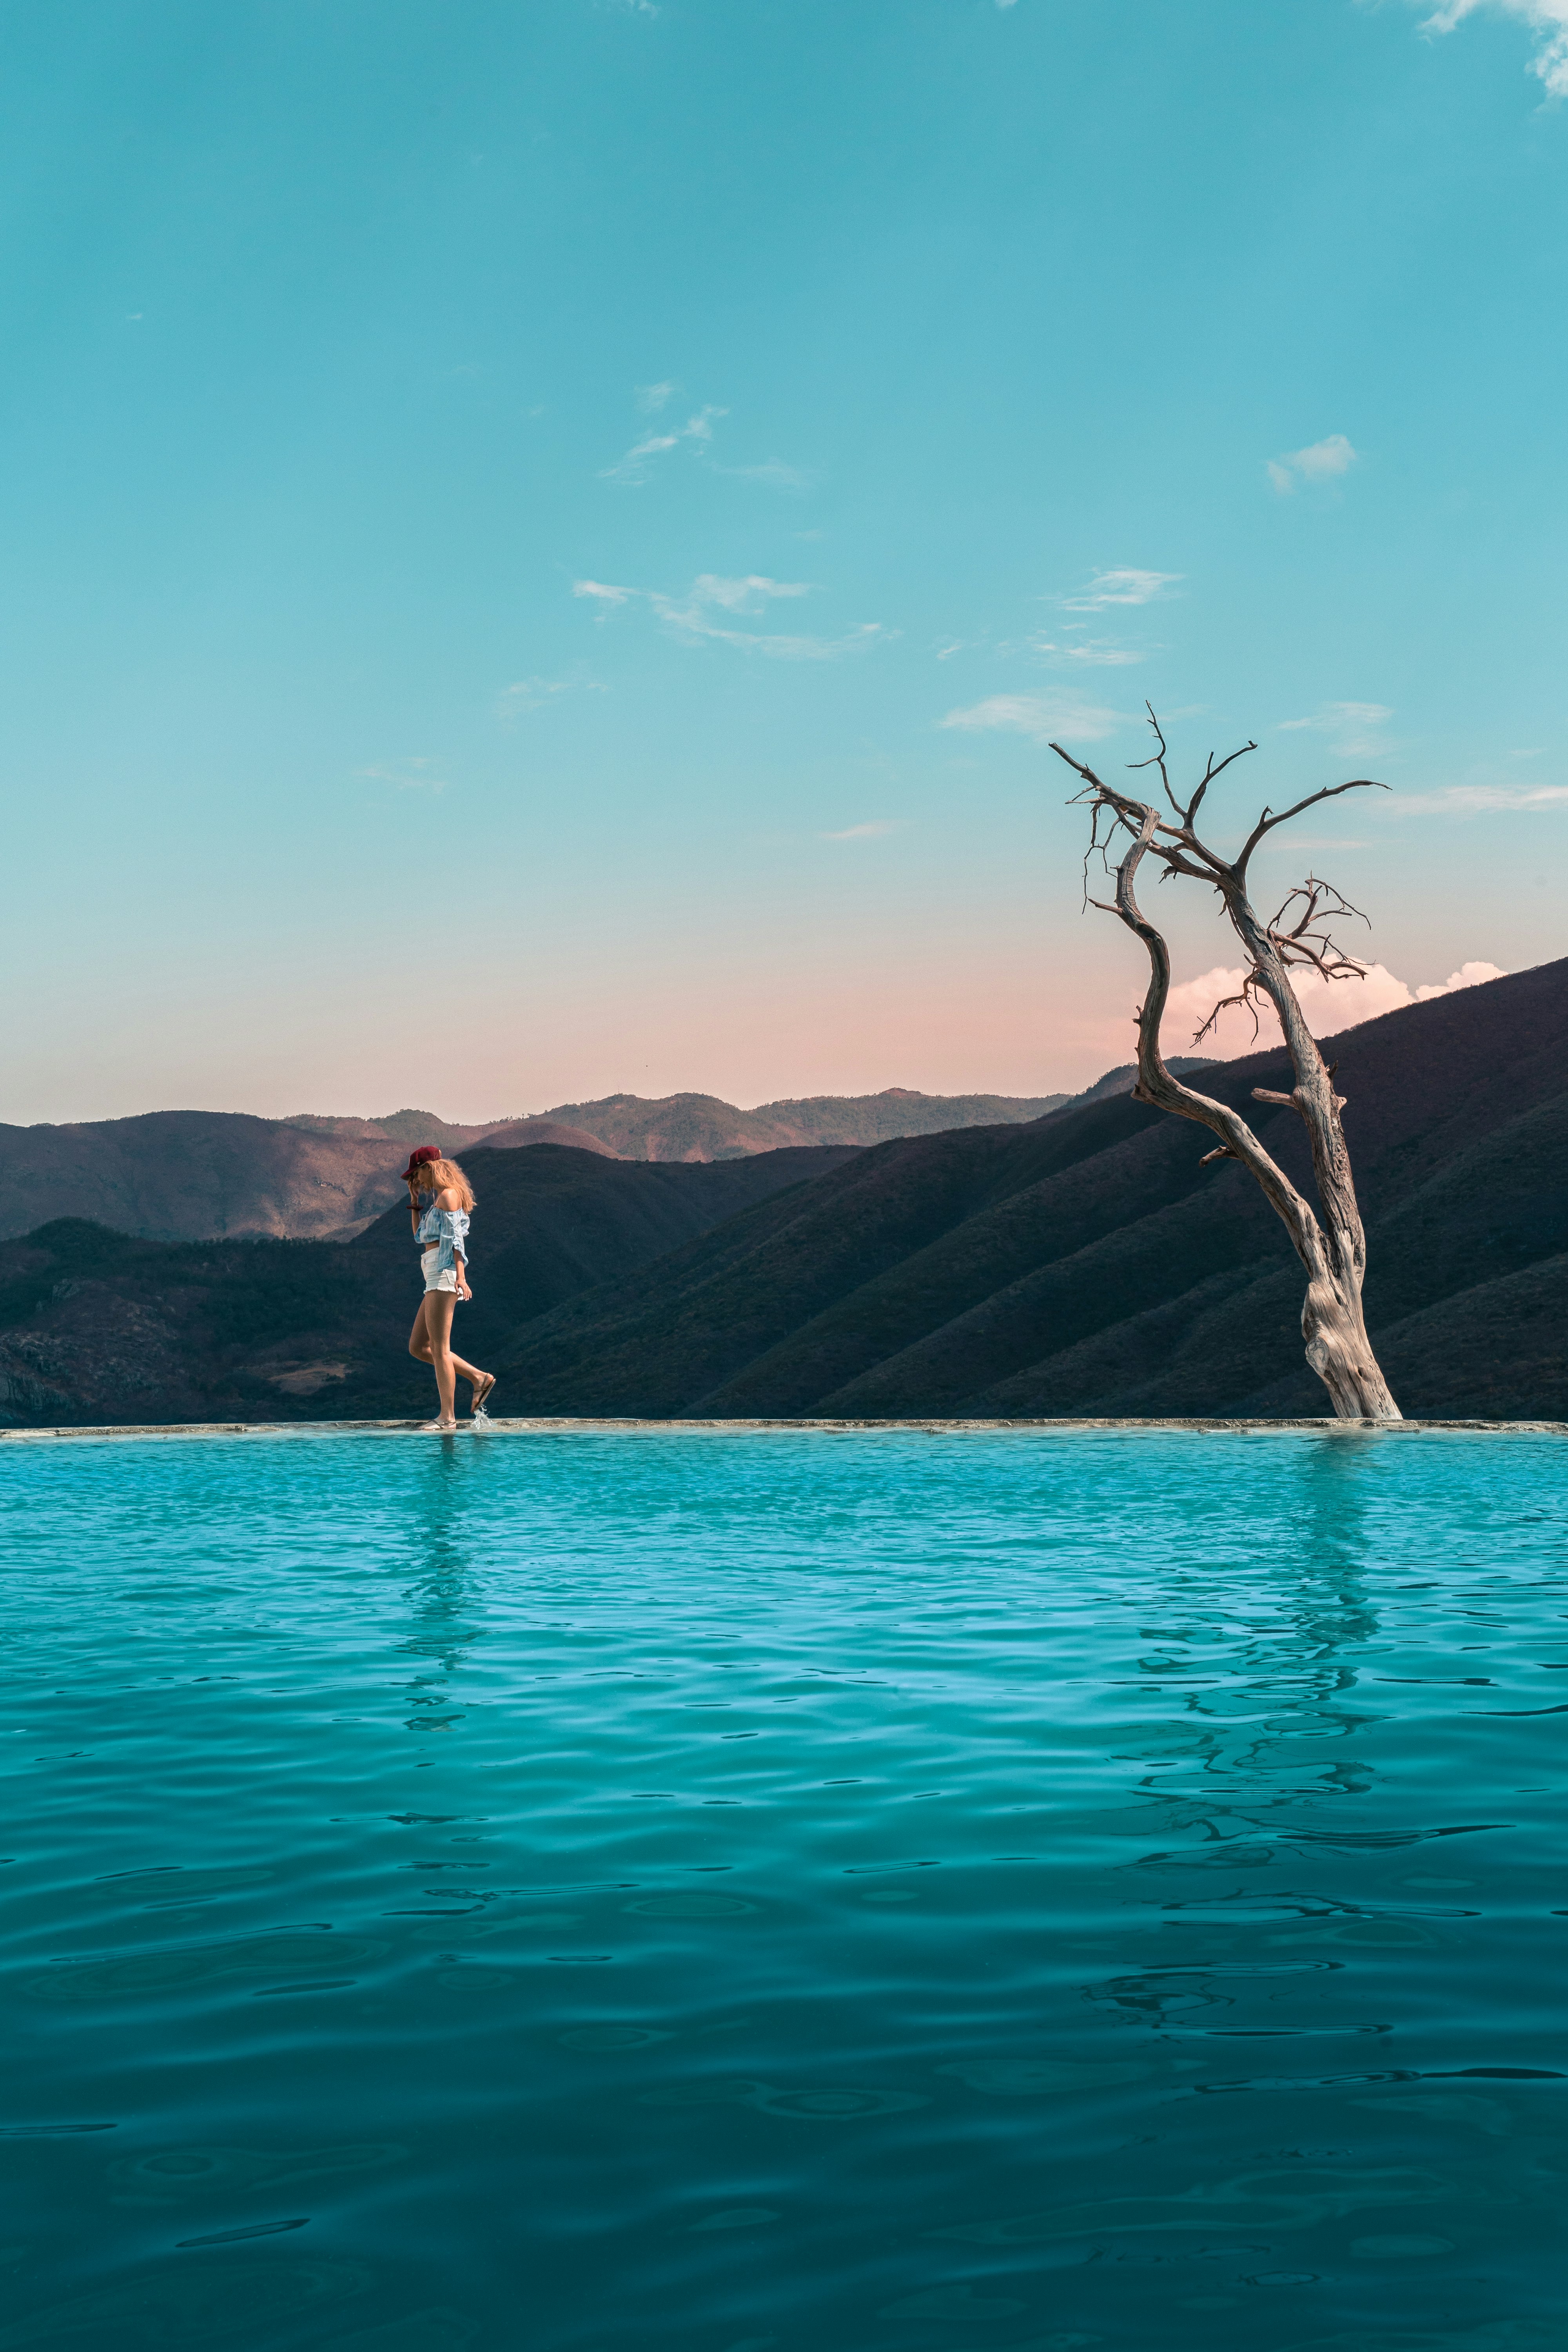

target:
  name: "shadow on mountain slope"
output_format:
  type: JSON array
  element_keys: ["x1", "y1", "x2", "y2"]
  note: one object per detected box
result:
[
  {"x1": 5, "y1": 966, "x2": 1563, "y2": 1426},
  {"x1": 492, "y1": 961, "x2": 1568, "y2": 1421},
  {"x1": 0, "y1": 1145, "x2": 855, "y2": 1425}
]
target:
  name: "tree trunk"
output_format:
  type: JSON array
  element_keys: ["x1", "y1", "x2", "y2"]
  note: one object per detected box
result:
[{"x1": 1116, "y1": 807, "x2": 1401, "y2": 1422}]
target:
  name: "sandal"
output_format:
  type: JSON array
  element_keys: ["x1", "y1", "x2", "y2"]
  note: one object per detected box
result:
[{"x1": 470, "y1": 1374, "x2": 497, "y2": 1419}]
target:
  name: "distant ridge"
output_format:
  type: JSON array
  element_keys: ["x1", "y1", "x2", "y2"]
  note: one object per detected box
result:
[
  {"x1": 4, "y1": 969, "x2": 1564, "y2": 1421},
  {"x1": 0, "y1": 1144, "x2": 859, "y2": 1423},
  {"x1": 285, "y1": 1087, "x2": 1086, "y2": 1164},
  {"x1": 1, "y1": 1072, "x2": 1214, "y2": 1245},
  {"x1": 481, "y1": 969, "x2": 1566, "y2": 1424}
]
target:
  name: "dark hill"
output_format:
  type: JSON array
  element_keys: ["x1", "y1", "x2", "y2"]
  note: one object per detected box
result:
[
  {"x1": 0, "y1": 1110, "x2": 617, "y2": 1246},
  {"x1": 488, "y1": 962, "x2": 1568, "y2": 1422},
  {"x1": 294, "y1": 1087, "x2": 1092, "y2": 1163},
  {"x1": 530, "y1": 1087, "x2": 1073, "y2": 1160},
  {"x1": 0, "y1": 1143, "x2": 855, "y2": 1426},
  {"x1": 7, "y1": 968, "x2": 1563, "y2": 1426},
  {"x1": 0, "y1": 1087, "x2": 1104, "y2": 1242}
]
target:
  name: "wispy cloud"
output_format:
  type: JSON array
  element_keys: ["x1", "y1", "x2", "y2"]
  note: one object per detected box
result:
[
  {"x1": 495, "y1": 673, "x2": 608, "y2": 718},
  {"x1": 1267, "y1": 433, "x2": 1357, "y2": 494},
  {"x1": 822, "y1": 820, "x2": 897, "y2": 840},
  {"x1": 601, "y1": 403, "x2": 726, "y2": 485},
  {"x1": 1252, "y1": 834, "x2": 1370, "y2": 854},
  {"x1": 601, "y1": 394, "x2": 813, "y2": 495},
  {"x1": 712, "y1": 457, "x2": 817, "y2": 492},
  {"x1": 1279, "y1": 700, "x2": 1392, "y2": 756},
  {"x1": 1416, "y1": 0, "x2": 1568, "y2": 96},
  {"x1": 687, "y1": 574, "x2": 812, "y2": 612},
  {"x1": 1058, "y1": 568, "x2": 1181, "y2": 612},
  {"x1": 571, "y1": 573, "x2": 893, "y2": 661},
  {"x1": 940, "y1": 693, "x2": 1122, "y2": 745},
  {"x1": 1395, "y1": 781, "x2": 1568, "y2": 813},
  {"x1": 1031, "y1": 636, "x2": 1146, "y2": 667},
  {"x1": 358, "y1": 758, "x2": 450, "y2": 794}
]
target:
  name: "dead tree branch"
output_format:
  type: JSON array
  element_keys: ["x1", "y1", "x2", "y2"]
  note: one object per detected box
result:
[{"x1": 1051, "y1": 708, "x2": 1399, "y2": 1421}]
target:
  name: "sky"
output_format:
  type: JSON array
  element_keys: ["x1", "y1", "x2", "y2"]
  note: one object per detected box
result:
[{"x1": 3, "y1": 0, "x2": 1565, "y2": 1124}]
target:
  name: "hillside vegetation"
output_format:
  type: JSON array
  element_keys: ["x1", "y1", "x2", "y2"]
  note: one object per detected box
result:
[
  {"x1": 3, "y1": 967, "x2": 1561, "y2": 1425},
  {"x1": 0, "y1": 1088, "x2": 1085, "y2": 1243},
  {"x1": 0, "y1": 1147, "x2": 855, "y2": 1425},
  {"x1": 491, "y1": 963, "x2": 1568, "y2": 1422},
  {"x1": 523, "y1": 1088, "x2": 1070, "y2": 1160}
]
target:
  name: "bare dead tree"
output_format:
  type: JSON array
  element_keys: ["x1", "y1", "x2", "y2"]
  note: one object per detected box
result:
[{"x1": 1051, "y1": 708, "x2": 1401, "y2": 1422}]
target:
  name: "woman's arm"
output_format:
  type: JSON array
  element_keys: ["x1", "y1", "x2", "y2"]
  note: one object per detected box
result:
[{"x1": 435, "y1": 1186, "x2": 472, "y2": 1298}]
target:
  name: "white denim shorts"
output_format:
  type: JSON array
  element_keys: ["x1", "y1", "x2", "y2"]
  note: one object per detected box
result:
[{"x1": 421, "y1": 1249, "x2": 461, "y2": 1296}]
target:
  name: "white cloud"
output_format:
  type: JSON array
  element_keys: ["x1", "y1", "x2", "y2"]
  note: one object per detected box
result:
[
  {"x1": 1267, "y1": 434, "x2": 1357, "y2": 494},
  {"x1": 1161, "y1": 956, "x2": 1505, "y2": 1057},
  {"x1": 1417, "y1": 0, "x2": 1568, "y2": 95},
  {"x1": 601, "y1": 403, "x2": 726, "y2": 484},
  {"x1": 940, "y1": 693, "x2": 1122, "y2": 745},
  {"x1": 1031, "y1": 636, "x2": 1145, "y2": 667},
  {"x1": 686, "y1": 574, "x2": 813, "y2": 612},
  {"x1": 1278, "y1": 701, "x2": 1392, "y2": 756},
  {"x1": 1416, "y1": 960, "x2": 1510, "y2": 997},
  {"x1": 572, "y1": 572, "x2": 892, "y2": 661},
  {"x1": 666, "y1": 615, "x2": 890, "y2": 661},
  {"x1": 1059, "y1": 567, "x2": 1181, "y2": 612},
  {"x1": 358, "y1": 759, "x2": 449, "y2": 794},
  {"x1": 1395, "y1": 780, "x2": 1568, "y2": 813},
  {"x1": 495, "y1": 674, "x2": 608, "y2": 717},
  {"x1": 1252, "y1": 834, "x2": 1370, "y2": 853},
  {"x1": 635, "y1": 381, "x2": 676, "y2": 412},
  {"x1": 821, "y1": 820, "x2": 897, "y2": 840},
  {"x1": 1279, "y1": 702, "x2": 1391, "y2": 730},
  {"x1": 713, "y1": 458, "x2": 817, "y2": 492}
]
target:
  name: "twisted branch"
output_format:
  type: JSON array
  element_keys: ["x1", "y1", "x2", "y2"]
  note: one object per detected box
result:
[{"x1": 1050, "y1": 708, "x2": 1400, "y2": 1421}]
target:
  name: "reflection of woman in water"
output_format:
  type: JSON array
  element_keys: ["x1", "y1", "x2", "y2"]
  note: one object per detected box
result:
[{"x1": 403, "y1": 1146, "x2": 495, "y2": 1430}]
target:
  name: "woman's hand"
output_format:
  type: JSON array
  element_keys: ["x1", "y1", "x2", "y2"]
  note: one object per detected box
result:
[{"x1": 458, "y1": 1275, "x2": 473, "y2": 1302}]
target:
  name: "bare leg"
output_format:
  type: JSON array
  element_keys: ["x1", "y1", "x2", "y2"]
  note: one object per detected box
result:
[
  {"x1": 424, "y1": 1291, "x2": 461, "y2": 1425},
  {"x1": 410, "y1": 1294, "x2": 490, "y2": 1415}
]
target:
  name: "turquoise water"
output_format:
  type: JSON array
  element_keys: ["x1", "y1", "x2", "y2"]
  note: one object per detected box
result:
[{"x1": 1, "y1": 1430, "x2": 1564, "y2": 2352}]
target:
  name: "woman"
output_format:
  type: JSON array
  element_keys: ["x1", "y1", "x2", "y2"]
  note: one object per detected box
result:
[{"x1": 403, "y1": 1145, "x2": 495, "y2": 1428}]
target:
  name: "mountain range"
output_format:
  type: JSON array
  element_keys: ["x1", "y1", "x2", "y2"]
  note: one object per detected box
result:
[
  {"x1": 485, "y1": 964, "x2": 1566, "y2": 1424},
  {"x1": 284, "y1": 1086, "x2": 1075, "y2": 1162},
  {"x1": 0, "y1": 1146, "x2": 857, "y2": 1424},
  {"x1": 0, "y1": 965, "x2": 1563, "y2": 1426},
  {"x1": 0, "y1": 1078, "x2": 1185, "y2": 1245}
]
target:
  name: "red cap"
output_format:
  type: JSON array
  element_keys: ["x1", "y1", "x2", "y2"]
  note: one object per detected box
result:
[{"x1": 400, "y1": 1145, "x2": 443, "y2": 1183}]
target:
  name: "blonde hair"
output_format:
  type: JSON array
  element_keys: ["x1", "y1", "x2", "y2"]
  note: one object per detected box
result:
[{"x1": 413, "y1": 1155, "x2": 475, "y2": 1212}]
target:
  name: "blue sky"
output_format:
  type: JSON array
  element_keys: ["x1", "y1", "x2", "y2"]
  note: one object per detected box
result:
[{"x1": 4, "y1": 0, "x2": 1564, "y2": 1121}]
